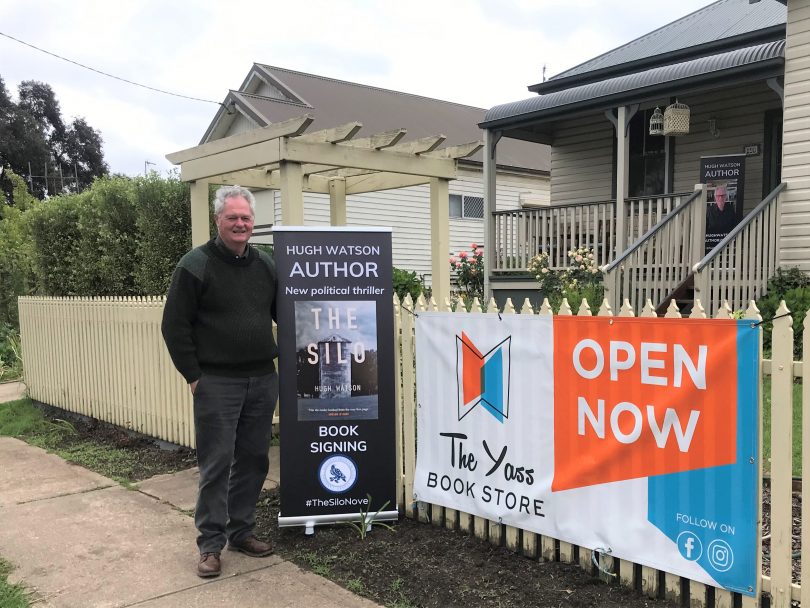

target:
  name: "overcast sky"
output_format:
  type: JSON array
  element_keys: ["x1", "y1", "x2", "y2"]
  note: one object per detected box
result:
[{"x1": 1, "y1": 0, "x2": 714, "y2": 177}]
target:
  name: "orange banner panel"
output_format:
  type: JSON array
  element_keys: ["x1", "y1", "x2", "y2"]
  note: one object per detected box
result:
[{"x1": 552, "y1": 317, "x2": 738, "y2": 491}]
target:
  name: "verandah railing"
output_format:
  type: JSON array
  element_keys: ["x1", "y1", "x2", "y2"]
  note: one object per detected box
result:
[
  {"x1": 693, "y1": 183, "x2": 786, "y2": 317},
  {"x1": 17, "y1": 294, "x2": 805, "y2": 606},
  {"x1": 602, "y1": 185, "x2": 705, "y2": 314},
  {"x1": 491, "y1": 192, "x2": 689, "y2": 274}
]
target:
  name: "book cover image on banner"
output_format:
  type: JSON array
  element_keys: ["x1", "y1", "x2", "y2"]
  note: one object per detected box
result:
[{"x1": 294, "y1": 300, "x2": 379, "y2": 421}]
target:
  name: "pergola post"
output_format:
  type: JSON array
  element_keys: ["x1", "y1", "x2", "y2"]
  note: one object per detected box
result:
[
  {"x1": 279, "y1": 160, "x2": 304, "y2": 225},
  {"x1": 190, "y1": 180, "x2": 210, "y2": 247},
  {"x1": 329, "y1": 177, "x2": 347, "y2": 226},
  {"x1": 430, "y1": 177, "x2": 450, "y2": 303}
]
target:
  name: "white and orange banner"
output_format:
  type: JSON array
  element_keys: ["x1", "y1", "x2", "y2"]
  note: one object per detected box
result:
[{"x1": 414, "y1": 312, "x2": 759, "y2": 595}]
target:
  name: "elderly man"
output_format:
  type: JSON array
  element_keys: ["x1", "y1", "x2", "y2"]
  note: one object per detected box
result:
[{"x1": 162, "y1": 185, "x2": 278, "y2": 578}]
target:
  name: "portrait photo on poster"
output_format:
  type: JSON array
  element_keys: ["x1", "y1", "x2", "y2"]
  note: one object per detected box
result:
[
  {"x1": 706, "y1": 181, "x2": 738, "y2": 245},
  {"x1": 294, "y1": 300, "x2": 379, "y2": 422}
]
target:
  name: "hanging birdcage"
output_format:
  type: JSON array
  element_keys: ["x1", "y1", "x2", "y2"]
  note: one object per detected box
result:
[
  {"x1": 663, "y1": 100, "x2": 690, "y2": 136},
  {"x1": 649, "y1": 107, "x2": 664, "y2": 136}
]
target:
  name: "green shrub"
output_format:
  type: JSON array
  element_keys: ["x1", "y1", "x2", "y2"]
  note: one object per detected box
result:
[
  {"x1": 757, "y1": 267, "x2": 810, "y2": 358},
  {"x1": 26, "y1": 192, "x2": 86, "y2": 296},
  {"x1": 0, "y1": 322, "x2": 22, "y2": 381},
  {"x1": 22, "y1": 174, "x2": 193, "y2": 298},
  {"x1": 133, "y1": 174, "x2": 191, "y2": 295},
  {"x1": 393, "y1": 267, "x2": 423, "y2": 302},
  {"x1": 0, "y1": 169, "x2": 38, "y2": 327},
  {"x1": 0, "y1": 204, "x2": 35, "y2": 326},
  {"x1": 74, "y1": 177, "x2": 138, "y2": 295}
]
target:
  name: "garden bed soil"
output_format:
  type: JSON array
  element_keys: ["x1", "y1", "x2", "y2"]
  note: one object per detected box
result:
[
  {"x1": 31, "y1": 402, "x2": 802, "y2": 605},
  {"x1": 254, "y1": 488, "x2": 679, "y2": 608}
]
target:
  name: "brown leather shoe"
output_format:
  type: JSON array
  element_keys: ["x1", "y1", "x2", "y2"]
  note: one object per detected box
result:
[
  {"x1": 227, "y1": 536, "x2": 273, "y2": 557},
  {"x1": 197, "y1": 552, "x2": 221, "y2": 578}
]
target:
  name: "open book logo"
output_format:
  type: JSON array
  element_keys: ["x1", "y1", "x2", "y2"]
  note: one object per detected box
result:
[{"x1": 456, "y1": 332, "x2": 511, "y2": 422}]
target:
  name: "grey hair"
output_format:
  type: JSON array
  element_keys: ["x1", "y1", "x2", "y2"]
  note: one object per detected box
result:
[{"x1": 213, "y1": 185, "x2": 256, "y2": 216}]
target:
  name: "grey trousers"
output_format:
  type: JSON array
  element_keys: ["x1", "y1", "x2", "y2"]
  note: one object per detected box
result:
[{"x1": 192, "y1": 372, "x2": 278, "y2": 554}]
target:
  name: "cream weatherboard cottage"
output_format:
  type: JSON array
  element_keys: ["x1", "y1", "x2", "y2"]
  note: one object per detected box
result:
[{"x1": 481, "y1": 0, "x2": 809, "y2": 315}]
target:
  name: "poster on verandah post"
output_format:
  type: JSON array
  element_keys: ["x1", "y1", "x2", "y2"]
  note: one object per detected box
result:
[
  {"x1": 274, "y1": 227, "x2": 398, "y2": 530},
  {"x1": 414, "y1": 312, "x2": 759, "y2": 596},
  {"x1": 701, "y1": 154, "x2": 746, "y2": 254}
]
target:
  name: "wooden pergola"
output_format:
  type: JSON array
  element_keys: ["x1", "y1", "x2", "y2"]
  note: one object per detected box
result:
[{"x1": 166, "y1": 115, "x2": 482, "y2": 302}]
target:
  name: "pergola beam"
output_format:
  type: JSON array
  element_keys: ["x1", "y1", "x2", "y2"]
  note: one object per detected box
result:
[
  {"x1": 298, "y1": 129, "x2": 409, "y2": 176},
  {"x1": 216, "y1": 169, "x2": 331, "y2": 194},
  {"x1": 297, "y1": 122, "x2": 363, "y2": 144},
  {"x1": 281, "y1": 138, "x2": 456, "y2": 178},
  {"x1": 180, "y1": 139, "x2": 282, "y2": 182},
  {"x1": 167, "y1": 115, "x2": 313, "y2": 165},
  {"x1": 345, "y1": 128, "x2": 407, "y2": 150},
  {"x1": 387, "y1": 135, "x2": 446, "y2": 155},
  {"x1": 344, "y1": 172, "x2": 430, "y2": 194},
  {"x1": 424, "y1": 141, "x2": 484, "y2": 159}
]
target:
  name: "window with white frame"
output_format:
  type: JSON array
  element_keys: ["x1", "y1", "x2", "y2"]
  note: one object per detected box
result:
[{"x1": 449, "y1": 194, "x2": 484, "y2": 219}]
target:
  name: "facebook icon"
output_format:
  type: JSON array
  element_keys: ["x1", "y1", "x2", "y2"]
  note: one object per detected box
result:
[{"x1": 677, "y1": 531, "x2": 703, "y2": 561}]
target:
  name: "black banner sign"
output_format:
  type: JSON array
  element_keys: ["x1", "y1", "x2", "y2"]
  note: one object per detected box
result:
[
  {"x1": 274, "y1": 227, "x2": 397, "y2": 529},
  {"x1": 700, "y1": 154, "x2": 745, "y2": 253}
]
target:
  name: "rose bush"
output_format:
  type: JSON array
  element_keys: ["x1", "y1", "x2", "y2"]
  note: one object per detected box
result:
[
  {"x1": 450, "y1": 243, "x2": 484, "y2": 300},
  {"x1": 528, "y1": 246, "x2": 603, "y2": 311}
]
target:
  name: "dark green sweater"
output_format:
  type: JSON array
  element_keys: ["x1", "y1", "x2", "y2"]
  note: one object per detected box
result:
[{"x1": 161, "y1": 238, "x2": 278, "y2": 383}]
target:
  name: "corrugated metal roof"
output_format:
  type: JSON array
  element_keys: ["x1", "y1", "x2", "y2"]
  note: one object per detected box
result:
[
  {"x1": 538, "y1": 0, "x2": 785, "y2": 90},
  {"x1": 483, "y1": 40, "x2": 784, "y2": 128},
  {"x1": 225, "y1": 65, "x2": 549, "y2": 173}
]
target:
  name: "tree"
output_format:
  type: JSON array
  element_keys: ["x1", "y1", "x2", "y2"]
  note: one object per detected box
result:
[
  {"x1": 17, "y1": 80, "x2": 65, "y2": 141},
  {"x1": 62, "y1": 117, "x2": 108, "y2": 189},
  {"x1": 0, "y1": 77, "x2": 108, "y2": 199}
]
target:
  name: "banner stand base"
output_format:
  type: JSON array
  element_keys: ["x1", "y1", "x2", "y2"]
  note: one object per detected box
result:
[{"x1": 279, "y1": 510, "x2": 399, "y2": 531}]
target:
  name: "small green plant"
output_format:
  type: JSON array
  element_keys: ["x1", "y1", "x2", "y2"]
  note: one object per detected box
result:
[
  {"x1": 389, "y1": 577, "x2": 418, "y2": 608},
  {"x1": 0, "y1": 558, "x2": 30, "y2": 608},
  {"x1": 392, "y1": 267, "x2": 423, "y2": 302},
  {"x1": 756, "y1": 266, "x2": 810, "y2": 358},
  {"x1": 450, "y1": 243, "x2": 484, "y2": 300},
  {"x1": 344, "y1": 494, "x2": 396, "y2": 540},
  {"x1": 299, "y1": 551, "x2": 333, "y2": 577},
  {"x1": 345, "y1": 578, "x2": 365, "y2": 594}
]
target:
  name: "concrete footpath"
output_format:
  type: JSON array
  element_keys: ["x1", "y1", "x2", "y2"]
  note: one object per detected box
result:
[{"x1": 0, "y1": 394, "x2": 382, "y2": 607}]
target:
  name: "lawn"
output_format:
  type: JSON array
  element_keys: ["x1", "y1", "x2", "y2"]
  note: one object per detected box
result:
[{"x1": 0, "y1": 398, "x2": 195, "y2": 484}]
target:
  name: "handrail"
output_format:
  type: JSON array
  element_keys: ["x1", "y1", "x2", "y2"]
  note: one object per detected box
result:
[
  {"x1": 692, "y1": 182, "x2": 786, "y2": 272},
  {"x1": 491, "y1": 192, "x2": 692, "y2": 217},
  {"x1": 490, "y1": 199, "x2": 614, "y2": 215},
  {"x1": 602, "y1": 190, "x2": 701, "y2": 273}
]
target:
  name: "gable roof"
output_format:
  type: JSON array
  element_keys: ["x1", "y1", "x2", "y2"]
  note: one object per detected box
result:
[
  {"x1": 531, "y1": 0, "x2": 785, "y2": 94},
  {"x1": 201, "y1": 64, "x2": 549, "y2": 174}
]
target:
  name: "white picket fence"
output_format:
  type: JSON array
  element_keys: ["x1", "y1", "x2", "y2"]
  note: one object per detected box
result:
[{"x1": 17, "y1": 294, "x2": 805, "y2": 607}]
